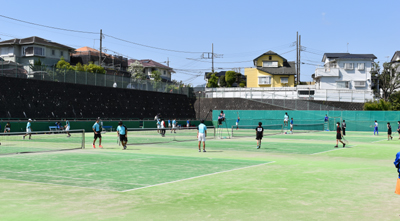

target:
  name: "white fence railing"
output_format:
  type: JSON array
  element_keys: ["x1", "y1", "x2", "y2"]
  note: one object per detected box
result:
[{"x1": 205, "y1": 87, "x2": 374, "y2": 103}]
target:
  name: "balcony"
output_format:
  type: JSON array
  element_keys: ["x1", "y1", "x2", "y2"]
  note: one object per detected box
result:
[{"x1": 315, "y1": 67, "x2": 339, "y2": 78}]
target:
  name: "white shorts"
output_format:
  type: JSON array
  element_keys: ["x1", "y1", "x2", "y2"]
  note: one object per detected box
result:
[
  {"x1": 157, "y1": 125, "x2": 160, "y2": 129},
  {"x1": 5, "y1": 128, "x2": 10, "y2": 132},
  {"x1": 187, "y1": 124, "x2": 189, "y2": 127},
  {"x1": 168, "y1": 123, "x2": 171, "y2": 127},
  {"x1": 284, "y1": 119, "x2": 288, "y2": 122},
  {"x1": 290, "y1": 124, "x2": 293, "y2": 128},
  {"x1": 236, "y1": 122, "x2": 238, "y2": 126},
  {"x1": 26, "y1": 128, "x2": 31, "y2": 133},
  {"x1": 172, "y1": 124, "x2": 176, "y2": 129},
  {"x1": 198, "y1": 133, "x2": 206, "y2": 142},
  {"x1": 66, "y1": 126, "x2": 70, "y2": 131}
]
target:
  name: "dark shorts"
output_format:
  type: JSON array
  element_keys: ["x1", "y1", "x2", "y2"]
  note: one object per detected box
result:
[
  {"x1": 398, "y1": 129, "x2": 400, "y2": 134},
  {"x1": 94, "y1": 132, "x2": 102, "y2": 139},
  {"x1": 120, "y1": 134, "x2": 127, "y2": 142},
  {"x1": 388, "y1": 130, "x2": 392, "y2": 135},
  {"x1": 336, "y1": 133, "x2": 342, "y2": 140},
  {"x1": 256, "y1": 134, "x2": 263, "y2": 140}
]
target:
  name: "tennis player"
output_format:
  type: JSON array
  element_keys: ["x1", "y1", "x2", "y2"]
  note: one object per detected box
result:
[
  {"x1": 197, "y1": 120, "x2": 207, "y2": 152},
  {"x1": 168, "y1": 119, "x2": 171, "y2": 130},
  {"x1": 256, "y1": 122, "x2": 264, "y2": 149},
  {"x1": 284, "y1": 112, "x2": 289, "y2": 127},
  {"x1": 64, "y1": 119, "x2": 71, "y2": 137},
  {"x1": 324, "y1": 114, "x2": 329, "y2": 122},
  {"x1": 117, "y1": 121, "x2": 128, "y2": 150},
  {"x1": 290, "y1": 118, "x2": 294, "y2": 134},
  {"x1": 4, "y1": 122, "x2": 10, "y2": 133},
  {"x1": 23, "y1": 119, "x2": 32, "y2": 140},
  {"x1": 342, "y1": 120, "x2": 346, "y2": 136},
  {"x1": 187, "y1": 119, "x2": 190, "y2": 128},
  {"x1": 374, "y1": 120, "x2": 379, "y2": 135},
  {"x1": 236, "y1": 117, "x2": 240, "y2": 130},
  {"x1": 218, "y1": 111, "x2": 225, "y2": 126},
  {"x1": 397, "y1": 121, "x2": 400, "y2": 139},
  {"x1": 156, "y1": 118, "x2": 161, "y2": 134},
  {"x1": 160, "y1": 119, "x2": 166, "y2": 137},
  {"x1": 334, "y1": 122, "x2": 345, "y2": 148},
  {"x1": 394, "y1": 151, "x2": 400, "y2": 195},
  {"x1": 387, "y1": 122, "x2": 393, "y2": 141},
  {"x1": 92, "y1": 118, "x2": 103, "y2": 148},
  {"x1": 172, "y1": 118, "x2": 177, "y2": 133}
]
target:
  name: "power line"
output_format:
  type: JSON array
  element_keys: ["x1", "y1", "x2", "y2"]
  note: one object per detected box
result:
[{"x1": 0, "y1": 14, "x2": 98, "y2": 34}]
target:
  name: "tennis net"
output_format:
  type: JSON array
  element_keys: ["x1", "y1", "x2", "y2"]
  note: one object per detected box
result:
[
  {"x1": 0, "y1": 129, "x2": 85, "y2": 155},
  {"x1": 232, "y1": 124, "x2": 283, "y2": 137},
  {"x1": 289, "y1": 123, "x2": 324, "y2": 133},
  {"x1": 126, "y1": 126, "x2": 216, "y2": 145}
]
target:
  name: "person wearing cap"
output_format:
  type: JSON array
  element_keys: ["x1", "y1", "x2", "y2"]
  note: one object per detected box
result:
[
  {"x1": 23, "y1": 119, "x2": 32, "y2": 140},
  {"x1": 197, "y1": 120, "x2": 207, "y2": 152},
  {"x1": 92, "y1": 118, "x2": 103, "y2": 148},
  {"x1": 117, "y1": 121, "x2": 128, "y2": 150}
]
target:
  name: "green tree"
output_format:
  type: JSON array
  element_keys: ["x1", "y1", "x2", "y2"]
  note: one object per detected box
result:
[
  {"x1": 29, "y1": 58, "x2": 46, "y2": 72},
  {"x1": 363, "y1": 99, "x2": 393, "y2": 110},
  {"x1": 225, "y1": 71, "x2": 236, "y2": 87},
  {"x1": 128, "y1": 60, "x2": 147, "y2": 80},
  {"x1": 56, "y1": 56, "x2": 73, "y2": 70},
  {"x1": 151, "y1": 70, "x2": 162, "y2": 82},
  {"x1": 206, "y1": 73, "x2": 219, "y2": 88},
  {"x1": 239, "y1": 80, "x2": 246, "y2": 87},
  {"x1": 378, "y1": 62, "x2": 400, "y2": 101},
  {"x1": 84, "y1": 62, "x2": 106, "y2": 74},
  {"x1": 219, "y1": 75, "x2": 226, "y2": 87}
]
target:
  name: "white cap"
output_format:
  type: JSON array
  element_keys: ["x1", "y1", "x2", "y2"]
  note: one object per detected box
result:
[{"x1": 28, "y1": 118, "x2": 32, "y2": 121}]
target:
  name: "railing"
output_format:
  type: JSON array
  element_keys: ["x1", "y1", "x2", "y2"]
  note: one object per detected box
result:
[
  {"x1": 0, "y1": 63, "x2": 190, "y2": 96},
  {"x1": 315, "y1": 67, "x2": 339, "y2": 77}
]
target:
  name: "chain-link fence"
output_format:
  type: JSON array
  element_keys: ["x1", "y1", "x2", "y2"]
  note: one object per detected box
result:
[{"x1": 0, "y1": 63, "x2": 190, "y2": 96}]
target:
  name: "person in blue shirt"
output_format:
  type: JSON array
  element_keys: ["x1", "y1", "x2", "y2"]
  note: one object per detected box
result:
[
  {"x1": 324, "y1": 114, "x2": 329, "y2": 122},
  {"x1": 23, "y1": 119, "x2": 32, "y2": 140},
  {"x1": 290, "y1": 118, "x2": 294, "y2": 134},
  {"x1": 394, "y1": 151, "x2": 400, "y2": 195},
  {"x1": 156, "y1": 119, "x2": 161, "y2": 134},
  {"x1": 197, "y1": 120, "x2": 207, "y2": 152},
  {"x1": 168, "y1": 119, "x2": 171, "y2": 130},
  {"x1": 187, "y1": 119, "x2": 190, "y2": 128},
  {"x1": 172, "y1": 118, "x2": 177, "y2": 133},
  {"x1": 374, "y1": 120, "x2": 379, "y2": 135},
  {"x1": 64, "y1": 119, "x2": 71, "y2": 137},
  {"x1": 236, "y1": 117, "x2": 240, "y2": 130},
  {"x1": 117, "y1": 121, "x2": 128, "y2": 150},
  {"x1": 92, "y1": 118, "x2": 103, "y2": 148}
]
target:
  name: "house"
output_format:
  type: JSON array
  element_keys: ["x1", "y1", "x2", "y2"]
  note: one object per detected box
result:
[
  {"x1": 0, "y1": 36, "x2": 75, "y2": 72},
  {"x1": 244, "y1": 51, "x2": 296, "y2": 88},
  {"x1": 204, "y1": 71, "x2": 246, "y2": 87},
  {"x1": 391, "y1": 51, "x2": 400, "y2": 73},
  {"x1": 0, "y1": 57, "x2": 26, "y2": 77},
  {"x1": 314, "y1": 53, "x2": 377, "y2": 90},
  {"x1": 128, "y1": 59, "x2": 174, "y2": 82}
]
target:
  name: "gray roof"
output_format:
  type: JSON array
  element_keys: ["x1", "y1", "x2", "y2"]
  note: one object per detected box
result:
[
  {"x1": 257, "y1": 61, "x2": 296, "y2": 75},
  {"x1": 253, "y1": 50, "x2": 287, "y2": 65},
  {"x1": 391, "y1": 51, "x2": 400, "y2": 63},
  {"x1": 323, "y1": 53, "x2": 377, "y2": 62},
  {"x1": 0, "y1": 36, "x2": 75, "y2": 51}
]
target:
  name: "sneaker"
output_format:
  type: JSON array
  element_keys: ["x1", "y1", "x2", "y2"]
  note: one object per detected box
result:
[
  {"x1": 23, "y1": 136, "x2": 25, "y2": 140},
  {"x1": 93, "y1": 144, "x2": 96, "y2": 148},
  {"x1": 199, "y1": 149, "x2": 201, "y2": 152},
  {"x1": 334, "y1": 145, "x2": 338, "y2": 148},
  {"x1": 99, "y1": 145, "x2": 103, "y2": 148},
  {"x1": 257, "y1": 146, "x2": 260, "y2": 149},
  {"x1": 203, "y1": 150, "x2": 206, "y2": 152},
  {"x1": 343, "y1": 144, "x2": 346, "y2": 148},
  {"x1": 391, "y1": 137, "x2": 393, "y2": 140}
]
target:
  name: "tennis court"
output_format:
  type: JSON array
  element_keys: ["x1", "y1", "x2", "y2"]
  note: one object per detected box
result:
[{"x1": 0, "y1": 128, "x2": 399, "y2": 220}]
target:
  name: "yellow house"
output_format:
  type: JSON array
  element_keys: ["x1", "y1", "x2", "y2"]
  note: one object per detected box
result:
[{"x1": 244, "y1": 51, "x2": 296, "y2": 87}]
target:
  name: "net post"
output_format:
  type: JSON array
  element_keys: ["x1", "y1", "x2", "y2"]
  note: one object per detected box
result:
[{"x1": 82, "y1": 129, "x2": 85, "y2": 149}]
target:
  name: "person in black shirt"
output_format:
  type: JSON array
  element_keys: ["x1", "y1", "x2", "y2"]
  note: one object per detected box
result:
[
  {"x1": 255, "y1": 122, "x2": 264, "y2": 149},
  {"x1": 388, "y1": 122, "x2": 393, "y2": 141},
  {"x1": 335, "y1": 122, "x2": 345, "y2": 148},
  {"x1": 342, "y1": 120, "x2": 346, "y2": 136}
]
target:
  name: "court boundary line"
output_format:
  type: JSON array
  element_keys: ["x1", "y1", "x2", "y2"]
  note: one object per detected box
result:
[
  {"x1": 372, "y1": 139, "x2": 389, "y2": 143},
  {"x1": 311, "y1": 145, "x2": 357, "y2": 155},
  {"x1": 121, "y1": 161, "x2": 275, "y2": 192}
]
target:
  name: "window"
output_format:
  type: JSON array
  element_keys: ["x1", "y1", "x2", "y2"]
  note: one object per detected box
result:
[
  {"x1": 344, "y1": 63, "x2": 354, "y2": 70},
  {"x1": 337, "y1": 81, "x2": 349, "y2": 89},
  {"x1": 354, "y1": 81, "x2": 366, "y2": 87},
  {"x1": 60, "y1": 51, "x2": 64, "y2": 56},
  {"x1": 280, "y1": 77, "x2": 288, "y2": 84},
  {"x1": 357, "y1": 63, "x2": 364, "y2": 70},
  {"x1": 258, "y1": 76, "x2": 271, "y2": 85},
  {"x1": 52, "y1": 50, "x2": 55, "y2": 55},
  {"x1": 0, "y1": 47, "x2": 14, "y2": 56},
  {"x1": 298, "y1": 90, "x2": 315, "y2": 95},
  {"x1": 262, "y1": 61, "x2": 278, "y2": 67},
  {"x1": 269, "y1": 56, "x2": 272, "y2": 60},
  {"x1": 23, "y1": 46, "x2": 45, "y2": 56},
  {"x1": 163, "y1": 70, "x2": 166, "y2": 75}
]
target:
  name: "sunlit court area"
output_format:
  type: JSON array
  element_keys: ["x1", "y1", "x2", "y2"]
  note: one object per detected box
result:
[{"x1": 1, "y1": 110, "x2": 400, "y2": 220}]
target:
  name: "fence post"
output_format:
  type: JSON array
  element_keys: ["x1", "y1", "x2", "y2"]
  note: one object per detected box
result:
[
  {"x1": 75, "y1": 70, "x2": 77, "y2": 84},
  {"x1": 53, "y1": 66, "x2": 55, "y2": 81},
  {"x1": 95, "y1": 72, "x2": 97, "y2": 86},
  {"x1": 64, "y1": 69, "x2": 66, "y2": 83},
  {"x1": 104, "y1": 73, "x2": 106, "y2": 87},
  {"x1": 85, "y1": 71, "x2": 87, "y2": 85},
  {"x1": 122, "y1": 76, "x2": 124, "y2": 88},
  {"x1": 338, "y1": 90, "x2": 340, "y2": 102}
]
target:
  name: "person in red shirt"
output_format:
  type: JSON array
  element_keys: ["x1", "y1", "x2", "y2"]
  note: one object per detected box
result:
[{"x1": 334, "y1": 122, "x2": 345, "y2": 148}]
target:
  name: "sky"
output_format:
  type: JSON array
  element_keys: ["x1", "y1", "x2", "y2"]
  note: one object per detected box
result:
[{"x1": 1, "y1": 0, "x2": 399, "y2": 86}]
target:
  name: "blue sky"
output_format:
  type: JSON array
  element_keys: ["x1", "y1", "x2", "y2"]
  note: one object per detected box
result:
[{"x1": 1, "y1": 0, "x2": 398, "y2": 86}]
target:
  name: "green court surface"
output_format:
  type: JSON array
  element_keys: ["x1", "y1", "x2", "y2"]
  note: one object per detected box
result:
[{"x1": 1, "y1": 130, "x2": 400, "y2": 220}]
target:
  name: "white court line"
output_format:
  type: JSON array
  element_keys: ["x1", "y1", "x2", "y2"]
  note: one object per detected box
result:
[
  {"x1": 372, "y1": 139, "x2": 388, "y2": 143},
  {"x1": 121, "y1": 161, "x2": 276, "y2": 192},
  {"x1": 311, "y1": 145, "x2": 357, "y2": 155}
]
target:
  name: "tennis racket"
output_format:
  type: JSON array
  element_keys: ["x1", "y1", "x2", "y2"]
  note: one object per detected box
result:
[{"x1": 342, "y1": 136, "x2": 349, "y2": 145}]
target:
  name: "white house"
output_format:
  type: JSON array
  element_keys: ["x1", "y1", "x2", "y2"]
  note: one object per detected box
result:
[
  {"x1": 314, "y1": 53, "x2": 377, "y2": 90},
  {"x1": 0, "y1": 36, "x2": 75, "y2": 72},
  {"x1": 128, "y1": 59, "x2": 175, "y2": 82}
]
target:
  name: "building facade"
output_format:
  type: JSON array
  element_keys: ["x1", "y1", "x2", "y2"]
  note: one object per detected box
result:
[
  {"x1": 314, "y1": 53, "x2": 377, "y2": 90},
  {"x1": 244, "y1": 51, "x2": 296, "y2": 88},
  {"x1": 128, "y1": 59, "x2": 174, "y2": 82},
  {"x1": 0, "y1": 36, "x2": 75, "y2": 72}
]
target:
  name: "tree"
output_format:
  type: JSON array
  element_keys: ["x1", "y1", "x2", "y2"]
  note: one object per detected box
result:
[
  {"x1": 56, "y1": 56, "x2": 73, "y2": 70},
  {"x1": 128, "y1": 60, "x2": 147, "y2": 80},
  {"x1": 29, "y1": 58, "x2": 46, "y2": 72},
  {"x1": 239, "y1": 80, "x2": 246, "y2": 87},
  {"x1": 219, "y1": 75, "x2": 226, "y2": 87},
  {"x1": 206, "y1": 73, "x2": 219, "y2": 88},
  {"x1": 225, "y1": 71, "x2": 236, "y2": 87},
  {"x1": 378, "y1": 62, "x2": 400, "y2": 101},
  {"x1": 364, "y1": 99, "x2": 393, "y2": 110},
  {"x1": 84, "y1": 62, "x2": 106, "y2": 74},
  {"x1": 151, "y1": 70, "x2": 162, "y2": 82}
]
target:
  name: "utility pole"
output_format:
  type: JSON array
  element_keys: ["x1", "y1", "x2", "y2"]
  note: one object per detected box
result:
[
  {"x1": 299, "y1": 34, "x2": 301, "y2": 85},
  {"x1": 212, "y1": 43, "x2": 214, "y2": 73},
  {"x1": 167, "y1": 57, "x2": 169, "y2": 67},
  {"x1": 296, "y1": 32, "x2": 298, "y2": 85},
  {"x1": 99, "y1": 29, "x2": 102, "y2": 67}
]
